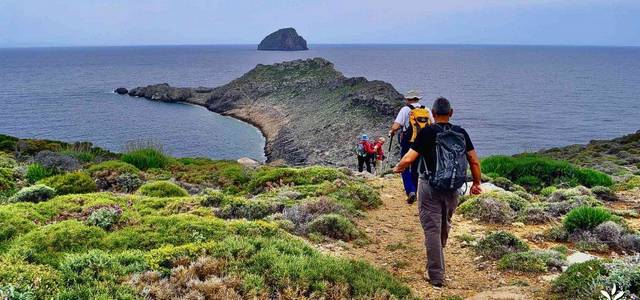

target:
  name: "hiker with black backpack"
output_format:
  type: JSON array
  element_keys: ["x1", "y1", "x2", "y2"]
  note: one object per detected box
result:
[
  {"x1": 393, "y1": 97, "x2": 482, "y2": 288},
  {"x1": 388, "y1": 90, "x2": 433, "y2": 204}
]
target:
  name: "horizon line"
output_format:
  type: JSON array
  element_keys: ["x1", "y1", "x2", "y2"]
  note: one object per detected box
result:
[{"x1": 2, "y1": 42, "x2": 639, "y2": 50}]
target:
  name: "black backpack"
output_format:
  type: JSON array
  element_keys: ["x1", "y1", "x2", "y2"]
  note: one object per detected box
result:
[{"x1": 420, "y1": 124, "x2": 468, "y2": 191}]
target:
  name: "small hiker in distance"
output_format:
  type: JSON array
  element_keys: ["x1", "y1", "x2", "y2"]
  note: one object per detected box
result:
[
  {"x1": 388, "y1": 90, "x2": 434, "y2": 204},
  {"x1": 371, "y1": 137, "x2": 386, "y2": 175},
  {"x1": 355, "y1": 134, "x2": 375, "y2": 173},
  {"x1": 393, "y1": 97, "x2": 482, "y2": 288}
]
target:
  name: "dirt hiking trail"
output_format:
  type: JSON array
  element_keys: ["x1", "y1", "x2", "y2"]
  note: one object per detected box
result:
[{"x1": 322, "y1": 177, "x2": 555, "y2": 300}]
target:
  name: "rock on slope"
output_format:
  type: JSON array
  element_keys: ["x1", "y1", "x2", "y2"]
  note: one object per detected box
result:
[
  {"x1": 257, "y1": 28, "x2": 308, "y2": 51},
  {"x1": 123, "y1": 58, "x2": 404, "y2": 166}
]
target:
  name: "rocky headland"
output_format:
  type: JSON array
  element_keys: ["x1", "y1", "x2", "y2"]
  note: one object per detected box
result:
[
  {"x1": 257, "y1": 27, "x2": 308, "y2": 51},
  {"x1": 120, "y1": 58, "x2": 403, "y2": 166}
]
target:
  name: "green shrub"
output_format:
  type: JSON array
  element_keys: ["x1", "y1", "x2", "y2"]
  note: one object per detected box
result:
[
  {"x1": 141, "y1": 236, "x2": 413, "y2": 299},
  {"x1": 517, "y1": 204, "x2": 552, "y2": 224},
  {"x1": 8, "y1": 220, "x2": 106, "y2": 266},
  {"x1": 170, "y1": 159, "x2": 251, "y2": 193},
  {"x1": 590, "y1": 186, "x2": 618, "y2": 201},
  {"x1": 136, "y1": 181, "x2": 188, "y2": 197},
  {"x1": 563, "y1": 206, "x2": 613, "y2": 233},
  {"x1": 59, "y1": 249, "x2": 147, "y2": 285},
  {"x1": 515, "y1": 175, "x2": 543, "y2": 192},
  {"x1": 103, "y1": 214, "x2": 277, "y2": 251},
  {"x1": 498, "y1": 249, "x2": 566, "y2": 272},
  {"x1": 540, "y1": 186, "x2": 557, "y2": 197},
  {"x1": 308, "y1": 213, "x2": 361, "y2": 241},
  {"x1": 121, "y1": 148, "x2": 168, "y2": 170},
  {"x1": 475, "y1": 231, "x2": 529, "y2": 260},
  {"x1": 86, "y1": 207, "x2": 122, "y2": 230},
  {"x1": 247, "y1": 166, "x2": 346, "y2": 192},
  {"x1": 8, "y1": 185, "x2": 56, "y2": 203},
  {"x1": 482, "y1": 154, "x2": 613, "y2": 188},
  {"x1": 498, "y1": 252, "x2": 547, "y2": 272},
  {"x1": 617, "y1": 176, "x2": 640, "y2": 191},
  {"x1": 320, "y1": 181, "x2": 382, "y2": 210},
  {"x1": 552, "y1": 260, "x2": 607, "y2": 299},
  {"x1": 545, "y1": 224, "x2": 569, "y2": 242},
  {"x1": 215, "y1": 197, "x2": 282, "y2": 220},
  {"x1": 0, "y1": 211, "x2": 36, "y2": 251},
  {"x1": 25, "y1": 163, "x2": 55, "y2": 183},
  {"x1": 87, "y1": 160, "x2": 140, "y2": 175},
  {"x1": 596, "y1": 259, "x2": 640, "y2": 298},
  {"x1": 38, "y1": 172, "x2": 97, "y2": 195},
  {"x1": 0, "y1": 167, "x2": 16, "y2": 191},
  {"x1": 458, "y1": 192, "x2": 518, "y2": 224},
  {"x1": 0, "y1": 258, "x2": 61, "y2": 299},
  {"x1": 0, "y1": 153, "x2": 16, "y2": 168}
]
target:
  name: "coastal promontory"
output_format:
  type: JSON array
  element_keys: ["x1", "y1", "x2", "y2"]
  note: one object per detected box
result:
[
  {"x1": 258, "y1": 28, "x2": 308, "y2": 51},
  {"x1": 121, "y1": 58, "x2": 404, "y2": 166}
]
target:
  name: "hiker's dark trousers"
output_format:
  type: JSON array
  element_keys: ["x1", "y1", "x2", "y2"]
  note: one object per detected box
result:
[
  {"x1": 418, "y1": 179, "x2": 459, "y2": 283},
  {"x1": 357, "y1": 155, "x2": 371, "y2": 173}
]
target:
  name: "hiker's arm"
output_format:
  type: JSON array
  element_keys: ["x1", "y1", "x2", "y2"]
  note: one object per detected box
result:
[
  {"x1": 467, "y1": 150, "x2": 483, "y2": 195},
  {"x1": 393, "y1": 149, "x2": 419, "y2": 173},
  {"x1": 389, "y1": 122, "x2": 402, "y2": 137}
]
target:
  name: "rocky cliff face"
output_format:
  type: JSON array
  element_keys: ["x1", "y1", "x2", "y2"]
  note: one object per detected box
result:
[
  {"x1": 122, "y1": 58, "x2": 404, "y2": 166},
  {"x1": 258, "y1": 28, "x2": 308, "y2": 51}
]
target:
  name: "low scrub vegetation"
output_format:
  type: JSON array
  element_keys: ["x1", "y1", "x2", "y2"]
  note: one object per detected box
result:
[
  {"x1": 121, "y1": 148, "x2": 169, "y2": 170},
  {"x1": 498, "y1": 249, "x2": 566, "y2": 272},
  {"x1": 482, "y1": 154, "x2": 613, "y2": 189},
  {"x1": 38, "y1": 171, "x2": 97, "y2": 195},
  {"x1": 0, "y1": 135, "x2": 413, "y2": 299},
  {"x1": 136, "y1": 180, "x2": 189, "y2": 198},
  {"x1": 563, "y1": 206, "x2": 613, "y2": 233},
  {"x1": 8, "y1": 184, "x2": 56, "y2": 203},
  {"x1": 475, "y1": 231, "x2": 529, "y2": 260}
]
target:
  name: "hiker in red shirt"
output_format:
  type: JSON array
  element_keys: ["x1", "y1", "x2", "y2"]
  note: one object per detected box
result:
[
  {"x1": 355, "y1": 134, "x2": 375, "y2": 173},
  {"x1": 372, "y1": 137, "x2": 386, "y2": 174}
]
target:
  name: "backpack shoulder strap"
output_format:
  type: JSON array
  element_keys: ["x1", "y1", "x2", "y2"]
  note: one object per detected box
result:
[{"x1": 406, "y1": 104, "x2": 415, "y2": 110}]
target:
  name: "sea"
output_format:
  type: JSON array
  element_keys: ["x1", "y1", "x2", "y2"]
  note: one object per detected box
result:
[{"x1": 1, "y1": 44, "x2": 639, "y2": 160}]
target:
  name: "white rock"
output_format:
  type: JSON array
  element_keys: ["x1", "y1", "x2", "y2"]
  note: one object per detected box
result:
[
  {"x1": 566, "y1": 252, "x2": 598, "y2": 266},
  {"x1": 541, "y1": 274, "x2": 560, "y2": 282},
  {"x1": 237, "y1": 157, "x2": 259, "y2": 167},
  {"x1": 464, "y1": 182, "x2": 505, "y2": 195}
]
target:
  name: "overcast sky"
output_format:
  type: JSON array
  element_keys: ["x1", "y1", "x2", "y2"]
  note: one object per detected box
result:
[{"x1": 1, "y1": 0, "x2": 638, "y2": 47}]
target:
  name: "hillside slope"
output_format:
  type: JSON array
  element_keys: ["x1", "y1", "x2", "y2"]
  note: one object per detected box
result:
[{"x1": 124, "y1": 58, "x2": 404, "y2": 167}]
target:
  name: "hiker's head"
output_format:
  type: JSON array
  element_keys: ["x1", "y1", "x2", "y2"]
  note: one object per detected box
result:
[
  {"x1": 404, "y1": 90, "x2": 422, "y2": 104},
  {"x1": 377, "y1": 137, "x2": 386, "y2": 144},
  {"x1": 432, "y1": 97, "x2": 453, "y2": 119},
  {"x1": 361, "y1": 134, "x2": 369, "y2": 141}
]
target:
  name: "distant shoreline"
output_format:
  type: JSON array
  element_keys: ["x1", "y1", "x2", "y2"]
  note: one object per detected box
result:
[{"x1": 3, "y1": 43, "x2": 640, "y2": 50}]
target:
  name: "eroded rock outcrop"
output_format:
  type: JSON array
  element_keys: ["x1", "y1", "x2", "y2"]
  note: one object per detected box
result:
[
  {"x1": 121, "y1": 58, "x2": 403, "y2": 166},
  {"x1": 258, "y1": 28, "x2": 308, "y2": 51}
]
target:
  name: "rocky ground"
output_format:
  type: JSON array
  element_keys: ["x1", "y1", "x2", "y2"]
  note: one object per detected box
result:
[{"x1": 119, "y1": 58, "x2": 404, "y2": 167}]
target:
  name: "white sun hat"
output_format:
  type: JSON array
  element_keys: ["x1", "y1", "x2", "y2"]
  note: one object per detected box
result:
[{"x1": 404, "y1": 90, "x2": 423, "y2": 100}]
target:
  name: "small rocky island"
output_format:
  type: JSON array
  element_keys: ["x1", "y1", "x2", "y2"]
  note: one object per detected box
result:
[
  {"x1": 257, "y1": 28, "x2": 308, "y2": 51},
  {"x1": 118, "y1": 58, "x2": 403, "y2": 166}
]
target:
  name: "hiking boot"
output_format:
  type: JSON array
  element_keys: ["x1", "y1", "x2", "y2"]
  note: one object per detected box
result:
[
  {"x1": 406, "y1": 192, "x2": 416, "y2": 204},
  {"x1": 430, "y1": 280, "x2": 444, "y2": 288}
]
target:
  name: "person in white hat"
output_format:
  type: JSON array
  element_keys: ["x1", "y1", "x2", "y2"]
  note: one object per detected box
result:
[{"x1": 388, "y1": 90, "x2": 433, "y2": 203}]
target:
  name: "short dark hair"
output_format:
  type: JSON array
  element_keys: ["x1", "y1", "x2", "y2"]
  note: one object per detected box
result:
[{"x1": 432, "y1": 97, "x2": 451, "y2": 115}]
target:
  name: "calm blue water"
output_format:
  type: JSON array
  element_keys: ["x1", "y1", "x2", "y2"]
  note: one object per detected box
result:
[{"x1": 1, "y1": 45, "x2": 639, "y2": 158}]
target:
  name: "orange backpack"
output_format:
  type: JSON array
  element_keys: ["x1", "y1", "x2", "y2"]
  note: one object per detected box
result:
[{"x1": 406, "y1": 105, "x2": 432, "y2": 143}]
